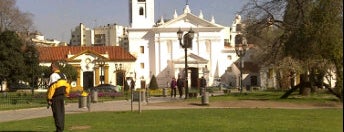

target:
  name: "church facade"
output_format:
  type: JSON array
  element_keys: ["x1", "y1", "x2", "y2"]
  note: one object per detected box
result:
[{"x1": 127, "y1": 0, "x2": 259, "y2": 88}]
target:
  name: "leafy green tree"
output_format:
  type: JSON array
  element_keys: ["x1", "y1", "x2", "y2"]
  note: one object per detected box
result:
[
  {"x1": 308, "y1": 0, "x2": 343, "y2": 99},
  {"x1": 23, "y1": 44, "x2": 40, "y2": 88},
  {"x1": 0, "y1": 31, "x2": 26, "y2": 86},
  {"x1": 282, "y1": 0, "x2": 342, "y2": 99},
  {"x1": 59, "y1": 63, "x2": 78, "y2": 82},
  {"x1": 240, "y1": 0, "x2": 343, "y2": 100}
]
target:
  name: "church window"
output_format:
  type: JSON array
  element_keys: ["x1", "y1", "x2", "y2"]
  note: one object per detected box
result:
[
  {"x1": 140, "y1": 46, "x2": 144, "y2": 53},
  {"x1": 140, "y1": 63, "x2": 145, "y2": 69},
  {"x1": 139, "y1": 7, "x2": 144, "y2": 16}
]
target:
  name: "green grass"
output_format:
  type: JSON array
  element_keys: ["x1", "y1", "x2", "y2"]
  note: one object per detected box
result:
[
  {"x1": 0, "y1": 90, "x2": 342, "y2": 131},
  {"x1": 0, "y1": 108, "x2": 342, "y2": 132}
]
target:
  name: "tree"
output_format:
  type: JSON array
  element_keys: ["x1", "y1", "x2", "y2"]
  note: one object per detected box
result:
[
  {"x1": 59, "y1": 63, "x2": 78, "y2": 82},
  {"x1": 0, "y1": 0, "x2": 33, "y2": 32},
  {"x1": 308, "y1": 0, "x2": 343, "y2": 99},
  {"x1": 0, "y1": 31, "x2": 26, "y2": 86},
  {"x1": 240, "y1": 0, "x2": 343, "y2": 100},
  {"x1": 148, "y1": 75, "x2": 158, "y2": 90}
]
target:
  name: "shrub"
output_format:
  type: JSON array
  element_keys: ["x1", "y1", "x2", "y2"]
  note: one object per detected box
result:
[{"x1": 149, "y1": 75, "x2": 158, "y2": 90}]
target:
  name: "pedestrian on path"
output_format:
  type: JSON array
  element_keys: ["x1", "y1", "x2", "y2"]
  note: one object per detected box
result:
[
  {"x1": 170, "y1": 77, "x2": 177, "y2": 98},
  {"x1": 47, "y1": 62, "x2": 71, "y2": 132},
  {"x1": 176, "y1": 75, "x2": 184, "y2": 98}
]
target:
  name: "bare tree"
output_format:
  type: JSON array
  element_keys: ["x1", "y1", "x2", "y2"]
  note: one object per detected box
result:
[{"x1": 0, "y1": 0, "x2": 34, "y2": 32}]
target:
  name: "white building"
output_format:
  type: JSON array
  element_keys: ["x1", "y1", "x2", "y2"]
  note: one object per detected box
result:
[
  {"x1": 38, "y1": 46, "x2": 136, "y2": 91},
  {"x1": 127, "y1": 0, "x2": 258, "y2": 88},
  {"x1": 30, "y1": 32, "x2": 67, "y2": 46},
  {"x1": 70, "y1": 23, "x2": 128, "y2": 49}
]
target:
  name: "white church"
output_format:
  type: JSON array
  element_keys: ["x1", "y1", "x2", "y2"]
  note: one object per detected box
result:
[{"x1": 127, "y1": 0, "x2": 259, "y2": 89}]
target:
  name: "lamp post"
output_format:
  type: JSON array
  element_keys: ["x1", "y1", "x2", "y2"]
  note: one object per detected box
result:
[
  {"x1": 127, "y1": 78, "x2": 133, "y2": 112},
  {"x1": 27, "y1": 51, "x2": 38, "y2": 95},
  {"x1": 97, "y1": 59, "x2": 105, "y2": 85},
  {"x1": 40, "y1": 73, "x2": 45, "y2": 89},
  {"x1": 177, "y1": 28, "x2": 195, "y2": 99},
  {"x1": 234, "y1": 34, "x2": 248, "y2": 93}
]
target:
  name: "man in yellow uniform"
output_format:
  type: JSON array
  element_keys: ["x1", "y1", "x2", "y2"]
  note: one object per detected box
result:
[{"x1": 47, "y1": 62, "x2": 71, "y2": 132}]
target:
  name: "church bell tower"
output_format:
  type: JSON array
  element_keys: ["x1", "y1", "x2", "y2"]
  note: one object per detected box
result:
[{"x1": 129, "y1": 0, "x2": 155, "y2": 28}]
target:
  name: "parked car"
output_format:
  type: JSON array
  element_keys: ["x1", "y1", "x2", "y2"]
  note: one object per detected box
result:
[
  {"x1": 92, "y1": 84, "x2": 118, "y2": 97},
  {"x1": 93, "y1": 84, "x2": 117, "y2": 92},
  {"x1": 8, "y1": 83, "x2": 32, "y2": 92}
]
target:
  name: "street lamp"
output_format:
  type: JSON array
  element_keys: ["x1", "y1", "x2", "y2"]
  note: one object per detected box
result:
[
  {"x1": 97, "y1": 59, "x2": 105, "y2": 85},
  {"x1": 27, "y1": 51, "x2": 38, "y2": 95},
  {"x1": 177, "y1": 28, "x2": 195, "y2": 99},
  {"x1": 126, "y1": 78, "x2": 133, "y2": 112},
  {"x1": 234, "y1": 34, "x2": 248, "y2": 93}
]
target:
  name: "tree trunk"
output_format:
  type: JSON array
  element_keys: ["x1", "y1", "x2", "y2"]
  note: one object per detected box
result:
[
  {"x1": 280, "y1": 84, "x2": 299, "y2": 99},
  {"x1": 281, "y1": 74, "x2": 312, "y2": 98}
]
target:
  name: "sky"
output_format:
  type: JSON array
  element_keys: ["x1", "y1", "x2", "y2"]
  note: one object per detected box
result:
[{"x1": 16, "y1": 0, "x2": 248, "y2": 42}]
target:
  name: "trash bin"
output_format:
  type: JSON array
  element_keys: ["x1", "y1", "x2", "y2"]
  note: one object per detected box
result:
[
  {"x1": 79, "y1": 95, "x2": 87, "y2": 108},
  {"x1": 133, "y1": 90, "x2": 145, "y2": 102},
  {"x1": 91, "y1": 90, "x2": 98, "y2": 103},
  {"x1": 162, "y1": 88, "x2": 167, "y2": 97},
  {"x1": 200, "y1": 87, "x2": 206, "y2": 96},
  {"x1": 79, "y1": 91, "x2": 88, "y2": 108},
  {"x1": 201, "y1": 92, "x2": 209, "y2": 105}
]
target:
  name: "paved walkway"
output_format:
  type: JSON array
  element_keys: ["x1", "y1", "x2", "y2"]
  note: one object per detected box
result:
[{"x1": 0, "y1": 93, "x2": 213, "y2": 123}]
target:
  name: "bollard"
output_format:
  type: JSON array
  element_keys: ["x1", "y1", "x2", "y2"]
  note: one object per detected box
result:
[
  {"x1": 162, "y1": 88, "x2": 167, "y2": 97},
  {"x1": 139, "y1": 90, "x2": 141, "y2": 113},
  {"x1": 78, "y1": 95, "x2": 87, "y2": 108},
  {"x1": 201, "y1": 92, "x2": 209, "y2": 105},
  {"x1": 87, "y1": 95, "x2": 91, "y2": 112},
  {"x1": 91, "y1": 90, "x2": 98, "y2": 103}
]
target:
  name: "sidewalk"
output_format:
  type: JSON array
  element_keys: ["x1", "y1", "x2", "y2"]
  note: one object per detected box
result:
[
  {"x1": 0, "y1": 95, "x2": 200, "y2": 123},
  {"x1": 0, "y1": 90, "x2": 230, "y2": 123}
]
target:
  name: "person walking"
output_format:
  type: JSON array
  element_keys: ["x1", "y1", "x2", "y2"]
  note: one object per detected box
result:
[
  {"x1": 47, "y1": 62, "x2": 71, "y2": 132},
  {"x1": 176, "y1": 75, "x2": 184, "y2": 98},
  {"x1": 170, "y1": 77, "x2": 177, "y2": 98}
]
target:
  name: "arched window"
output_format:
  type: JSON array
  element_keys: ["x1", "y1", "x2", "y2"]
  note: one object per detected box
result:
[{"x1": 139, "y1": 7, "x2": 144, "y2": 16}]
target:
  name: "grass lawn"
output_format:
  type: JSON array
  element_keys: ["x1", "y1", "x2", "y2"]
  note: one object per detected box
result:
[{"x1": 0, "y1": 108, "x2": 342, "y2": 132}]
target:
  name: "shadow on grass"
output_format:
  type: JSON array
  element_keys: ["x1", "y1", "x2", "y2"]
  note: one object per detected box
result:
[{"x1": 189, "y1": 103, "x2": 210, "y2": 106}]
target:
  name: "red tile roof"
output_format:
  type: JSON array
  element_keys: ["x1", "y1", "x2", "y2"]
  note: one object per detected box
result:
[{"x1": 37, "y1": 46, "x2": 136, "y2": 62}]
